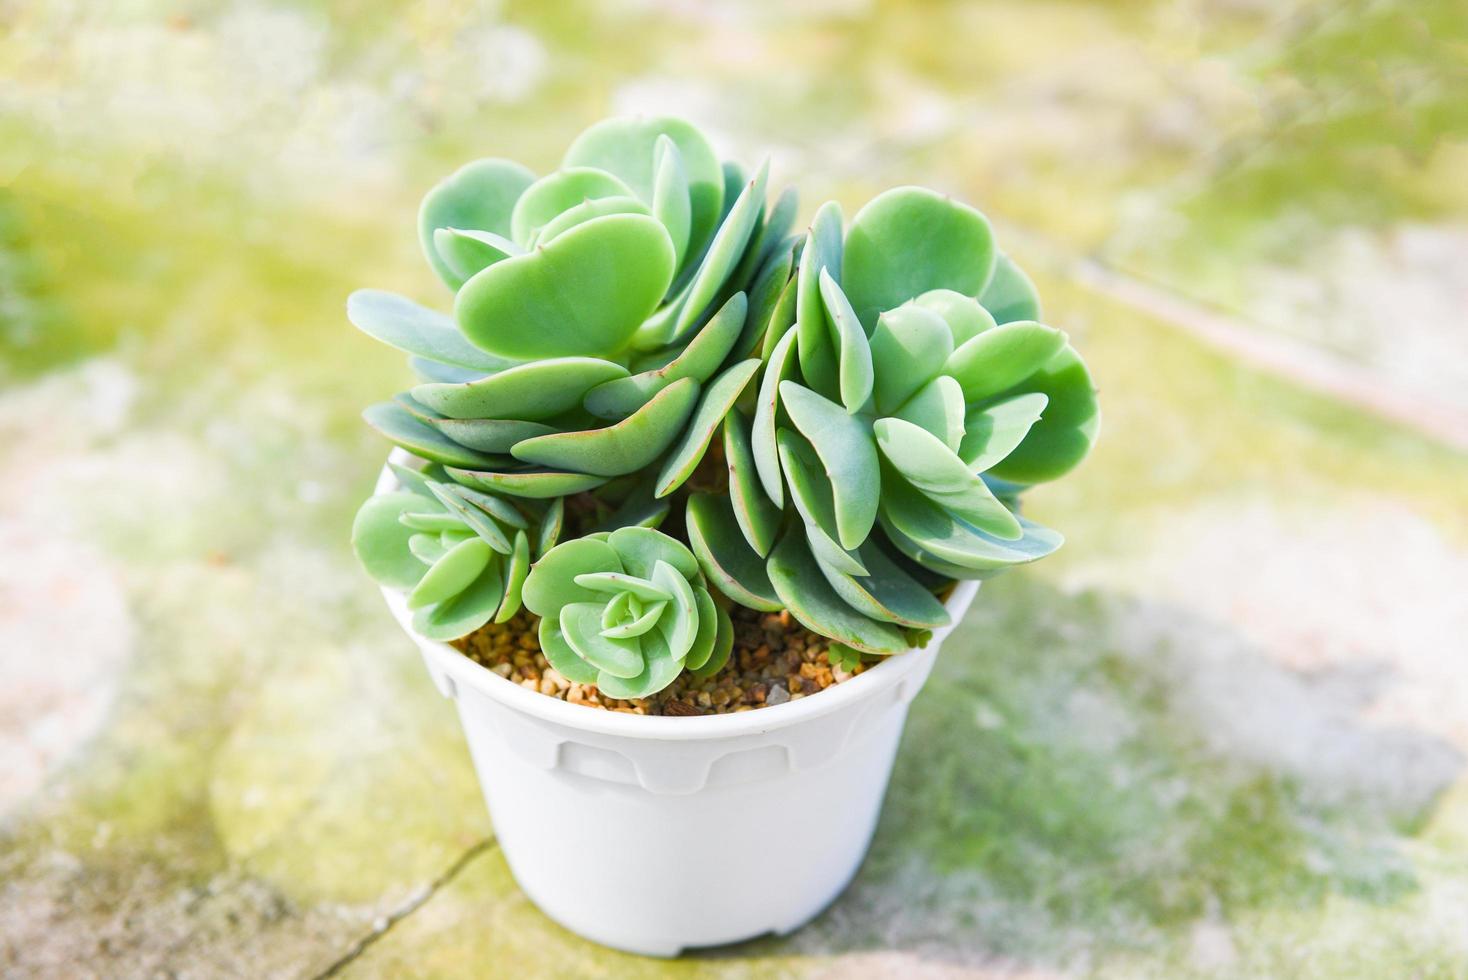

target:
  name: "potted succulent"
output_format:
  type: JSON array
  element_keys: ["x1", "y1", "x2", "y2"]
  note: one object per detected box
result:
[{"x1": 349, "y1": 116, "x2": 1099, "y2": 956}]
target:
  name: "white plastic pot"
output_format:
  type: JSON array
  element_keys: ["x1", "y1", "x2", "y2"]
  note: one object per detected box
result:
[{"x1": 373, "y1": 459, "x2": 979, "y2": 957}]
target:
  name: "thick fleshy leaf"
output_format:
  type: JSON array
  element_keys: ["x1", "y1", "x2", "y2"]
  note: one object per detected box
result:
[
  {"x1": 521, "y1": 537, "x2": 623, "y2": 617},
  {"x1": 448, "y1": 466, "x2": 607, "y2": 499},
  {"x1": 456, "y1": 214, "x2": 675, "y2": 360},
  {"x1": 352, "y1": 492, "x2": 431, "y2": 589},
  {"x1": 607, "y1": 525, "x2": 700, "y2": 580},
  {"x1": 398, "y1": 511, "x2": 463, "y2": 533},
  {"x1": 760, "y1": 273, "x2": 798, "y2": 360},
  {"x1": 583, "y1": 292, "x2": 746, "y2": 419},
  {"x1": 671, "y1": 159, "x2": 769, "y2": 340},
  {"x1": 985, "y1": 346, "x2": 1100, "y2": 485},
  {"x1": 815, "y1": 540, "x2": 951, "y2": 629},
  {"x1": 409, "y1": 533, "x2": 448, "y2": 565},
  {"x1": 433, "y1": 227, "x2": 523, "y2": 283},
  {"x1": 868, "y1": 305, "x2": 953, "y2": 414},
  {"x1": 563, "y1": 115, "x2": 725, "y2": 265},
  {"x1": 738, "y1": 242, "x2": 795, "y2": 362},
  {"x1": 875, "y1": 418, "x2": 1021, "y2": 539},
  {"x1": 426, "y1": 481, "x2": 513, "y2": 554},
  {"x1": 767, "y1": 531, "x2": 907, "y2": 655},
  {"x1": 960, "y1": 391, "x2": 1049, "y2": 471},
  {"x1": 413, "y1": 357, "x2": 628, "y2": 421},
  {"x1": 418, "y1": 158, "x2": 535, "y2": 289},
  {"x1": 509, "y1": 167, "x2": 636, "y2": 245},
  {"x1": 779, "y1": 382, "x2": 879, "y2": 550},
  {"x1": 590, "y1": 477, "x2": 670, "y2": 532},
  {"x1": 595, "y1": 626, "x2": 682, "y2": 699},
  {"x1": 536, "y1": 195, "x2": 650, "y2": 245},
  {"x1": 601, "y1": 598, "x2": 666, "y2": 639},
  {"x1": 511, "y1": 377, "x2": 700, "y2": 477},
  {"x1": 944, "y1": 321, "x2": 1067, "y2": 403},
  {"x1": 650, "y1": 560, "x2": 698, "y2": 662},
  {"x1": 752, "y1": 320, "x2": 799, "y2": 509},
  {"x1": 914, "y1": 288, "x2": 997, "y2": 345},
  {"x1": 494, "y1": 530, "x2": 531, "y2": 623},
  {"x1": 539, "y1": 616, "x2": 600, "y2": 685},
  {"x1": 842, "y1": 187, "x2": 997, "y2": 329},
  {"x1": 410, "y1": 357, "x2": 484, "y2": 385},
  {"x1": 685, "y1": 492, "x2": 782, "y2": 611},
  {"x1": 681, "y1": 587, "x2": 720, "y2": 670},
  {"x1": 689, "y1": 606, "x2": 734, "y2": 680},
  {"x1": 740, "y1": 185, "x2": 799, "y2": 289},
  {"x1": 362, "y1": 402, "x2": 504, "y2": 469},
  {"x1": 429, "y1": 418, "x2": 557, "y2": 454},
  {"x1": 573, "y1": 572, "x2": 671, "y2": 602},
  {"x1": 407, "y1": 536, "x2": 493, "y2": 609},
  {"x1": 795, "y1": 201, "x2": 843, "y2": 399},
  {"x1": 651, "y1": 135, "x2": 691, "y2": 271},
  {"x1": 776, "y1": 430, "x2": 868, "y2": 577},
  {"x1": 895, "y1": 374, "x2": 966, "y2": 452},
  {"x1": 390, "y1": 461, "x2": 443, "y2": 499},
  {"x1": 655, "y1": 358, "x2": 760, "y2": 497},
  {"x1": 347, "y1": 290, "x2": 509, "y2": 372},
  {"x1": 561, "y1": 602, "x2": 644, "y2": 678},
  {"x1": 879, "y1": 479, "x2": 1063, "y2": 573},
  {"x1": 818, "y1": 268, "x2": 874, "y2": 413},
  {"x1": 979, "y1": 253, "x2": 1041, "y2": 324},
  {"x1": 535, "y1": 496, "x2": 564, "y2": 558},
  {"x1": 415, "y1": 559, "x2": 505, "y2": 641},
  {"x1": 723, "y1": 409, "x2": 781, "y2": 556}
]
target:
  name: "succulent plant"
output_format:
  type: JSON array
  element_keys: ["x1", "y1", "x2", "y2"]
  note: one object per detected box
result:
[
  {"x1": 684, "y1": 188, "x2": 1099, "y2": 656},
  {"x1": 520, "y1": 527, "x2": 732, "y2": 699},
  {"x1": 349, "y1": 115, "x2": 800, "y2": 500},
  {"x1": 352, "y1": 461, "x2": 563, "y2": 640},
  {"x1": 351, "y1": 117, "x2": 1098, "y2": 701}
]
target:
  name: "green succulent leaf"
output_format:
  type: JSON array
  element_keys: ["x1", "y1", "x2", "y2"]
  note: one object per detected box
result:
[
  {"x1": 563, "y1": 115, "x2": 725, "y2": 265},
  {"x1": 534, "y1": 496, "x2": 564, "y2": 558},
  {"x1": 447, "y1": 466, "x2": 607, "y2": 499},
  {"x1": 651, "y1": 135, "x2": 692, "y2": 270},
  {"x1": 685, "y1": 492, "x2": 782, "y2": 611},
  {"x1": 654, "y1": 358, "x2": 761, "y2": 497},
  {"x1": 509, "y1": 167, "x2": 637, "y2": 245},
  {"x1": 894, "y1": 374, "x2": 966, "y2": 452},
  {"x1": 456, "y1": 213, "x2": 675, "y2": 361},
  {"x1": 521, "y1": 537, "x2": 623, "y2": 617},
  {"x1": 432, "y1": 227, "x2": 524, "y2": 282},
  {"x1": 815, "y1": 540, "x2": 952, "y2": 629},
  {"x1": 418, "y1": 158, "x2": 535, "y2": 289},
  {"x1": 409, "y1": 532, "x2": 448, "y2": 565},
  {"x1": 723, "y1": 408, "x2": 781, "y2": 556},
  {"x1": 414, "y1": 559, "x2": 506, "y2": 641},
  {"x1": 535, "y1": 195, "x2": 651, "y2": 246},
  {"x1": 960, "y1": 391, "x2": 1049, "y2": 471},
  {"x1": 868, "y1": 304, "x2": 953, "y2": 415},
  {"x1": 879, "y1": 479, "x2": 1063, "y2": 574},
  {"x1": 739, "y1": 243, "x2": 795, "y2": 362},
  {"x1": 362, "y1": 402, "x2": 506, "y2": 470},
  {"x1": 775, "y1": 429, "x2": 868, "y2": 577},
  {"x1": 601, "y1": 597, "x2": 667, "y2": 639},
  {"x1": 984, "y1": 346, "x2": 1100, "y2": 485},
  {"x1": 818, "y1": 268, "x2": 874, "y2": 413},
  {"x1": 767, "y1": 530, "x2": 907, "y2": 655},
  {"x1": 408, "y1": 536, "x2": 493, "y2": 609},
  {"x1": 428, "y1": 418, "x2": 557, "y2": 454},
  {"x1": 670, "y1": 159, "x2": 769, "y2": 341},
  {"x1": 875, "y1": 418, "x2": 1022, "y2": 539},
  {"x1": 410, "y1": 357, "x2": 484, "y2": 384},
  {"x1": 914, "y1": 288, "x2": 997, "y2": 345},
  {"x1": 752, "y1": 320, "x2": 800, "y2": 508},
  {"x1": 795, "y1": 201, "x2": 844, "y2": 399},
  {"x1": 606, "y1": 525, "x2": 700, "y2": 580},
  {"x1": 650, "y1": 560, "x2": 698, "y2": 662},
  {"x1": 689, "y1": 606, "x2": 734, "y2": 680},
  {"x1": 583, "y1": 292, "x2": 746, "y2": 419},
  {"x1": 595, "y1": 626, "x2": 683, "y2": 700},
  {"x1": 352, "y1": 492, "x2": 432, "y2": 589},
  {"x1": 539, "y1": 616, "x2": 600, "y2": 685},
  {"x1": 389, "y1": 460, "x2": 446, "y2": 499},
  {"x1": 413, "y1": 356, "x2": 628, "y2": 421},
  {"x1": 842, "y1": 186, "x2": 997, "y2": 329},
  {"x1": 561, "y1": 602, "x2": 645, "y2": 678},
  {"x1": 944, "y1": 320, "x2": 1067, "y2": 403},
  {"x1": 681, "y1": 587, "x2": 721, "y2": 671},
  {"x1": 979, "y1": 253, "x2": 1042, "y2": 324},
  {"x1": 347, "y1": 290, "x2": 510, "y2": 372},
  {"x1": 426, "y1": 481, "x2": 514, "y2": 554},
  {"x1": 574, "y1": 572, "x2": 672, "y2": 602},
  {"x1": 760, "y1": 272, "x2": 798, "y2": 361},
  {"x1": 778, "y1": 382, "x2": 879, "y2": 550},
  {"x1": 494, "y1": 530, "x2": 531, "y2": 623},
  {"x1": 511, "y1": 376, "x2": 700, "y2": 477}
]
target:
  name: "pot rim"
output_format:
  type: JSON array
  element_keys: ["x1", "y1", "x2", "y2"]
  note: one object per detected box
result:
[{"x1": 375, "y1": 451, "x2": 978, "y2": 741}]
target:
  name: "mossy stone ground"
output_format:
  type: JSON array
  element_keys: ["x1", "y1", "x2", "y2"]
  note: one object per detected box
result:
[{"x1": 2, "y1": 1, "x2": 1466, "y2": 977}]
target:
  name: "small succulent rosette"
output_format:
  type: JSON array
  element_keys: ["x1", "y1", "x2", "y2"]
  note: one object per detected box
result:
[
  {"x1": 352, "y1": 462, "x2": 563, "y2": 640},
  {"x1": 520, "y1": 527, "x2": 733, "y2": 699},
  {"x1": 686, "y1": 188, "x2": 1099, "y2": 659},
  {"x1": 348, "y1": 115, "x2": 800, "y2": 506}
]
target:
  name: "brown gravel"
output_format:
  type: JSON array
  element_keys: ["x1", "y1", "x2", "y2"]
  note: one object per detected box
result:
[{"x1": 450, "y1": 605, "x2": 869, "y2": 715}]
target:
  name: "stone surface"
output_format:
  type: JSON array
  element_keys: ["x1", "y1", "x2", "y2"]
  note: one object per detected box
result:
[{"x1": 1, "y1": 1, "x2": 1466, "y2": 977}]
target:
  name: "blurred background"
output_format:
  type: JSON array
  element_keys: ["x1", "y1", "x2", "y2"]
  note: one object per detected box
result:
[{"x1": 2, "y1": 1, "x2": 1466, "y2": 977}]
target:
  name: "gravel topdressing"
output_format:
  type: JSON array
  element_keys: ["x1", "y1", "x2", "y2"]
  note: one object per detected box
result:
[{"x1": 451, "y1": 605, "x2": 868, "y2": 715}]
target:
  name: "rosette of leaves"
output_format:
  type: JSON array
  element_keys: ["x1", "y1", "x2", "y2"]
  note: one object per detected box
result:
[
  {"x1": 347, "y1": 116, "x2": 801, "y2": 509},
  {"x1": 520, "y1": 526, "x2": 733, "y2": 699},
  {"x1": 352, "y1": 462, "x2": 564, "y2": 640},
  {"x1": 685, "y1": 188, "x2": 1099, "y2": 657}
]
